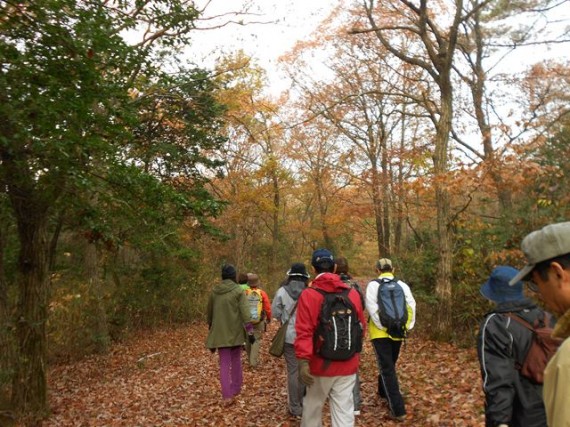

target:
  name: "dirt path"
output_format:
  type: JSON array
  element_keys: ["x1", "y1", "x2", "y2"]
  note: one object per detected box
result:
[{"x1": 45, "y1": 321, "x2": 484, "y2": 426}]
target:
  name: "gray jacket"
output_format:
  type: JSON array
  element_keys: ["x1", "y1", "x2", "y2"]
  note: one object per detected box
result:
[{"x1": 271, "y1": 279, "x2": 306, "y2": 344}]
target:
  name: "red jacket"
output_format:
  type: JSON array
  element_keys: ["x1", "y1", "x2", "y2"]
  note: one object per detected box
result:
[{"x1": 294, "y1": 272, "x2": 366, "y2": 376}]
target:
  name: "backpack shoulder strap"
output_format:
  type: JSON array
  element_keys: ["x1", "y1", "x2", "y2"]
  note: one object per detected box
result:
[
  {"x1": 312, "y1": 287, "x2": 327, "y2": 297},
  {"x1": 287, "y1": 301, "x2": 299, "y2": 317},
  {"x1": 313, "y1": 287, "x2": 349, "y2": 296},
  {"x1": 375, "y1": 277, "x2": 399, "y2": 285},
  {"x1": 505, "y1": 312, "x2": 534, "y2": 331}
]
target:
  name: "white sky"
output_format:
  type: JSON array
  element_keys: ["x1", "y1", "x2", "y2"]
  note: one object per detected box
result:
[
  {"x1": 186, "y1": 1, "x2": 569, "y2": 96},
  {"x1": 188, "y1": 0, "x2": 339, "y2": 94}
]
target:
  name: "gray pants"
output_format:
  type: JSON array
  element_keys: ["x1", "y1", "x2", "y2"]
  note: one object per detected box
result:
[{"x1": 284, "y1": 343, "x2": 305, "y2": 416}]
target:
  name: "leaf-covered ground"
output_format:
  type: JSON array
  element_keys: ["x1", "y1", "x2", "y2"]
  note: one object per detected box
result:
[{"x1": 45, "y1": 321, "x2": 485, "y2": 426}]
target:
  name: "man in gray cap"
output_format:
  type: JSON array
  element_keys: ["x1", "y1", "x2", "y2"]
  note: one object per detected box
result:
[{"x1": 511, "y1": 221, "x2": 570, "y2": 426}]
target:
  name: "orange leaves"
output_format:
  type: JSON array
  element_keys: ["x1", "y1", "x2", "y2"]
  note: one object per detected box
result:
[{"x1": 45, "y1": 318, "x2": 485, "y2": 426}]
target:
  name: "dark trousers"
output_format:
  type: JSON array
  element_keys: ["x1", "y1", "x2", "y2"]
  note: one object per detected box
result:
[{"x1": 371, "y1": 337, "x2": 405, "y2": 417}]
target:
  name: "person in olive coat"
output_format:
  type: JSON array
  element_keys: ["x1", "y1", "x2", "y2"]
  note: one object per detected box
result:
[{"x1": 206, "y1": 264, "x2": 255, "y2": 405}]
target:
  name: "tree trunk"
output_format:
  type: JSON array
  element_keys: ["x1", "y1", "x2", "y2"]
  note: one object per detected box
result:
[
  {"x1": 11, "y1": 206, "x2": 50, "y2": 418},
  {"x1": 271, "y1": 170, "x2": 280, "y2": 276},
  {"x1": 84, "y1": 242, "x2": 110, "y2": 354},
  {"x1": 434, "y1": 183, "x2": 452, "y2": 338},
  {"x1": 316, "y1": 180, "x2": 334, "y2": 251},
  {"x1": 0, "y1": 223, "x2": 15, "y2": 397},
  {"x1": 371, "y1": 166, "x2": 387, "y2": 257},
  {"x1": 469, "y1": 6, "x2": 513, "y2": 215},
  {"x1": 394, "y1": 106, "x2": 406, "y2": 253},
  {"x1": 433, "y1": 74, "x2": 454, "y2": 339},
  {"x1": 380, "y1": 135, "x2": 391, "y2": 257}
]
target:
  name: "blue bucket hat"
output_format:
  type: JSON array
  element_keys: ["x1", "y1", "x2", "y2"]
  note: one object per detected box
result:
[{"x1": 480, "y1": 266, "x2": 524, "y2": 303}]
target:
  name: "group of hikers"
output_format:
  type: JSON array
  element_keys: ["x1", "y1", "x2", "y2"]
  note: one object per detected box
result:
[
  {"x1": 205, "y1": 247, "x2": 415, "y2": 426},
  {"x1": 205, "y1": 221, "x2": 570, "y2": 427}
]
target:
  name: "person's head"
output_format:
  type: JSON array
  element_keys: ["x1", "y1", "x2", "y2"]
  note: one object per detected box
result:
[
  {"x1": 480, "y1": 266, "x2": 524, "y2": 304},
  {"x1": 221, "y1": 264, "x2": 237, "y2": 282},
  {"x1": 311, "y1": 248, "x2": 335, "y2": 274},
  {"x1": 247, "y1": 273, "x2": 260, "y2": 288},
  {"x1": 237, "y1": 272, "x2": 249, "y2": 285},
  {"x1": 287, "y1": 262, "x2": 310, "y2": 281},
  {"x1": 376, "y1": 258, "x2": 393, "y2": 273},
  {"x1": 510, "y1": 222, "x2": 570, "y2": 315},
  {"x1": 335, "y1": 256, "x2": 349, "y2": 275}
]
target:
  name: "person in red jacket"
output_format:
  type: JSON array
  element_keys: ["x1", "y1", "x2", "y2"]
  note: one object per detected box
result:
[{"x1": 295, "y1": 248, "x2": 366, "y2": 427}]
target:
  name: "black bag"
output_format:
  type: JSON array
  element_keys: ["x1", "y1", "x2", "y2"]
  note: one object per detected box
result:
[
  {"x1": 375, "y1": 278, "x2": 408, "y2": 339},
  {"x1": 313, "y1": 288, "x2": 363, "y2": 361},
  {"x1": 506, "y1": 312, "x2": 563, "y2": 384}
]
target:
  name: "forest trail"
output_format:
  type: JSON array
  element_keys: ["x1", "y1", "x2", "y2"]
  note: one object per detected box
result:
[{"x1": 44, "y1": 321, "x2": 485, "y2": 426}]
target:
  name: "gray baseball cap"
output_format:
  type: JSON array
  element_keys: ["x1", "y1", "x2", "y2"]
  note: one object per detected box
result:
[{"x1": 509, "y1": 221, "x2": 570, "y2": 285}]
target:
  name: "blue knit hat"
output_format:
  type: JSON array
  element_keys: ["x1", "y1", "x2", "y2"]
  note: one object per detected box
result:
[
  {"x1": 311, "y1": 248, "x2": 334, "y2": 268},
  {"x1": 480, "y1": 266, "x2": 524, "y2": 303}
]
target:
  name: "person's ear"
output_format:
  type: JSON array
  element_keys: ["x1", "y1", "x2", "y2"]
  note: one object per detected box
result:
[
  {"x1": 333, "y1": 263, "x2": 337, "y2": 274},
  {"x1": 551, "y1": 262, "x2": 569, "y2": 286}
]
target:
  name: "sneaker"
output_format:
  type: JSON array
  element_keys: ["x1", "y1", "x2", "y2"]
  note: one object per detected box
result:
[
  {"x1": 392, "y1": 414, "x2": 406, "y2": 422},
  {"x1": 353, "y1": 410, "x2": 361, "y2": 416}
]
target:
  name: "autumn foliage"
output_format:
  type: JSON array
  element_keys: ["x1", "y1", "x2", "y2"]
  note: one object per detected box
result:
[{"x1": 41, "y1": 320, "x2": 484, "y2": 427}]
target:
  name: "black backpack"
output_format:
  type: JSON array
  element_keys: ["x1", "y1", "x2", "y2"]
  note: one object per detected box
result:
[
  {"x1": 313, "y1": 288, "x2": 363, "y2": 361},
  {"x1": 375, "y1": 278, "x2": 408, "y2": 339}
]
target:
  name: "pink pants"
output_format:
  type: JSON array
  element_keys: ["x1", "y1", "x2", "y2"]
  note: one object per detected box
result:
[{"x1": 218, "y1": 346, "x2": 243, "y2": 399}]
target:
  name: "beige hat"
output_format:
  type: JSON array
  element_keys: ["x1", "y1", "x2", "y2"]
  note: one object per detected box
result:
[
  {"x1": 376, "y1": 258, "x2": 392, "y2": 270},
  {"x1": 509, "y1": 221, "x2": 570, "y2": 285},
  {"x1": 247, "y1": 273, "x2": 260, "y2": 287}
]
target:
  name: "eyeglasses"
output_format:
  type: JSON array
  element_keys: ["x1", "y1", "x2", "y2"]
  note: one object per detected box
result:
[{"x1": 526, "y1": 280, "x2": 539, "y2": 293}]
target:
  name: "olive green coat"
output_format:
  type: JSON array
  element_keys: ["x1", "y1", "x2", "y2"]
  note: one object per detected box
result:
[{"x1": 205, "y1": 279, "x2": 252, "y2": 349}]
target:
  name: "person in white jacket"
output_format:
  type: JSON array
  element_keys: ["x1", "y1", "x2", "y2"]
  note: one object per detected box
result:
[{"x1": 365, "y1": 258, "x2": 416, "y2": 422}]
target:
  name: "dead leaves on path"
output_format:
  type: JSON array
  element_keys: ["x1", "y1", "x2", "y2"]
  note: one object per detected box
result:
[{"x1": 45, "y1": 322, "x2": 484, "y2": 426}]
